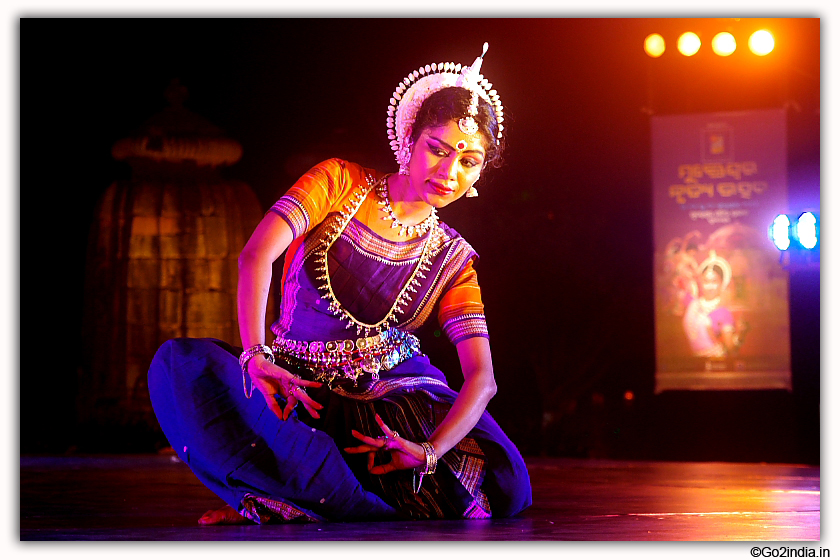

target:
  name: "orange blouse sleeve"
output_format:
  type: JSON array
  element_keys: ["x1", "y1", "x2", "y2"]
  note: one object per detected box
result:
[
  {"x1": 437, "y1": 257, "x2": 489, "y2": 345},
  {"x1": 267, "y1": 158, "x2": 366, "y2": 239}
]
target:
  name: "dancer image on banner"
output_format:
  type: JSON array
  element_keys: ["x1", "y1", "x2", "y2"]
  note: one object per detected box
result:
[
  {"x1": 147, "y1": 44, "x2": 532, "y2": 525},
  {"x1": 680, "y1": 251, "x2": 749, "y2": 358}
]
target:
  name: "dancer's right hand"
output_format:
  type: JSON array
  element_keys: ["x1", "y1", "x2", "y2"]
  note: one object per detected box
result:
[{"x1": 247, "y1": 356, "x2": 323, "y2": 420}]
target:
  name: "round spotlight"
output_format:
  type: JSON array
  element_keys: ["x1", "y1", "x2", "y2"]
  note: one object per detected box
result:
[
  {"x1": 795, "y1": 212, "x2": 819, "y2": 250},
  {"x1": 644, "y1": 33, "x2": 666, "y2": 58},
  {"x1": 770, "y1": 214, "x2": 791, "y2": 251},
  {"x1": 749, "y1": 30, "x2": 775, "y2": 56},
  {"x1": 677, "y1": 32, "x2": 702, "y2": 56},
  {"x1": 712, "y1": 32, "x2": 737, "y2": 56}
]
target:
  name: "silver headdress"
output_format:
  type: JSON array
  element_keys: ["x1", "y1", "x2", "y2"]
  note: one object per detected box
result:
[
  {"x1": 386, "y1": 43, "x2": 505, "y2": 174},
  {"x1": 698, "y1": 250, "x2": 732, "y2": 291}
]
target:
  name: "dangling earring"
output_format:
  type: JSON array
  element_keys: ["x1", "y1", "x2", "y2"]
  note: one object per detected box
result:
[
  {"x1": 466, "y1": 186, "x2": 478, "y2": 198},
  {"x1": 398, "y1": 143, "x2": 413, "y2": 176}
]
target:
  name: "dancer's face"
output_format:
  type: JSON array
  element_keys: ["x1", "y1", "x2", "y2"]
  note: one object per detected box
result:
[
  {"x1": 406, "y1": 120, "x2": 485, "y2": 208},
  {"x1": 700, "y1": 269, "x2": 723, "y2": 300}
]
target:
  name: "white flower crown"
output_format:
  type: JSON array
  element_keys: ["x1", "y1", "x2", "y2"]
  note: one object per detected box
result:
[{"x1": 386, "y1": 43, "x2": 505, "y2": 173}]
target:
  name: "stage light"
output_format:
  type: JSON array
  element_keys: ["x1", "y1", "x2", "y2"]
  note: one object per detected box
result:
[
  {"x1": 711, "y1": 32, "x2": 737, "y2": 56},
  {"x1": 794, "y1": 212, "x2": 819, "y2": 250},
  {"x1": 768, "y1": 212, "x2": 819, "y2": 269},
  {"x1": 677, "y1": 32, "x2": 701, "y2": 56},
  {"x1": 749, "y1": 30, "x2": 775, "y2": 56},
  {"x1": 769, "y1": 214, "x2": 791, "y2": 251},
  {"x1": 769, "y1": 212, "x2": 820, "y2": 253},
  {"x1": 644, "y1": 33, "x2": 666, "y2": 58}
]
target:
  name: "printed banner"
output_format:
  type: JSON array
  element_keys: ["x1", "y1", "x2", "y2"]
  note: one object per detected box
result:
[{"x1": 652, "y1": 109, "x2": 791, "y2": 393}]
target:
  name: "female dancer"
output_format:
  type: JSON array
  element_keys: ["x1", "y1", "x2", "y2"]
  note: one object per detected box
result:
[{"x1": 149, "y1": 44, "x2": 532, "y2": 524}]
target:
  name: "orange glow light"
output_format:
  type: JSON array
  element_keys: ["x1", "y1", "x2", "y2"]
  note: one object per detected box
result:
[
  {"x1": 624, "y1": 390, "x2": 634, "y2": 401},
  {"x1": 644, "y1": 33, "x2": 666, "y2": 58},
  {"x1": 677, "y1": 32, "x2": 701, "y2": 56},
  {"x1": 749, "y1": 30, "x2": 775, "y2": 55},
  {"x1": 711, "y1": 32, "x2": 737, "y2": 56}
]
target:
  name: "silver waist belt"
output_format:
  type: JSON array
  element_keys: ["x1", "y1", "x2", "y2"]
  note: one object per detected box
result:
[{"x1": 271, "y1": 328, "x2": 422, "y2": 387}]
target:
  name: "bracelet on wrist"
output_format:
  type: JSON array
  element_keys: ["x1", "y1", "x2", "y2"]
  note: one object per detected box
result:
[
  {"x1": 412, "y1": 441, "x2": 437, "y2": 494},
  {"x1": 239, "y1": 344, "x2": 275, "y2": 399}
]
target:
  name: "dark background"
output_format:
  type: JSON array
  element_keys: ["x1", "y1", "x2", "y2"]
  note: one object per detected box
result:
[{"x1": 21, "y1": 17, "x2": 821, "y2": 464}]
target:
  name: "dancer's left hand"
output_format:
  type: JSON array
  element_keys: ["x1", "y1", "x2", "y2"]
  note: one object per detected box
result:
[{"x1": 344, "y1": 414, "x2": 426, "y2": 474}]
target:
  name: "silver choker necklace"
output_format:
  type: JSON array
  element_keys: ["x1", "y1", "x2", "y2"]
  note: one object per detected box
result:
[{"x1": 376, "y1": 175, "x2": 438, "y2": 238}]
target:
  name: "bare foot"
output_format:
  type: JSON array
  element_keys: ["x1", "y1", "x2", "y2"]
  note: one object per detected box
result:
[{"x1": 198, "y1": 504, "x2": 247, "y2": 525}]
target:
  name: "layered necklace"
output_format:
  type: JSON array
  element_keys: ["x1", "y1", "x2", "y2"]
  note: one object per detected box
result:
[{"x1": 313, "y1": 175, "x2": 441, "y2": 337}]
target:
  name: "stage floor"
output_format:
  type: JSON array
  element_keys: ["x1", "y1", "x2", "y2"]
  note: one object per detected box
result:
[{"x1": 20, "y1": 454, "x2": 819, "y2": 541}]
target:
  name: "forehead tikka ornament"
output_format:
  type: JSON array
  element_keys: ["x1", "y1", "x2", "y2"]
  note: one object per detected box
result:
[
  {"x1": 387, "y1": 42, "x2": 504, "y2": 175},
  {"x1": 458, "y1": 95, "x2": 480, "y2": 136}
]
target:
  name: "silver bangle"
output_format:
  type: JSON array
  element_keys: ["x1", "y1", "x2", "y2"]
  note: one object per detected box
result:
[
  {"x1": 412, "y1": 441, "x2": 438, "y2": 494},
  {"x1": 239, "y1": 344, "x2": 274, "y2": 399},
  {"x1": 418, "y1": 441, "x2": 437, "y2": 475}
]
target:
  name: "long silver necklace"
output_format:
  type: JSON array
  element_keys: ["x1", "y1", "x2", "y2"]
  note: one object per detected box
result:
[
  {"x1": 313, "y1": 175, "x2": 440, "y2": 337},
  {"x1": 376, "y1": 175, "x2": 438, "y2": 237}
]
